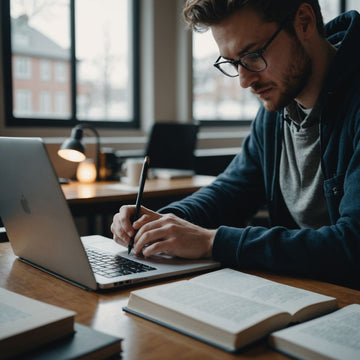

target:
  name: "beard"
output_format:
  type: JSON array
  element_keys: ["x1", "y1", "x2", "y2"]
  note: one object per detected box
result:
[{"x1": 252, "y1": 35, "x2": 312, "y2": 112}]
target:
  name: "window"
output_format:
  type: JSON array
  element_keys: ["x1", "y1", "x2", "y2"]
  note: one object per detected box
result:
[
  {"x1": 13, "y1": 56, "x2": 31, "y2": 79},
  {"x1": 346, "y1": 0, "x2": 360, "y2": 11},
  {"x1": 319, "y1": 0, "x2": 340, "y2": 22},
  {"x1": 40, "y1": 60, "x2": 51, "y2": 81},
  {"x1": 39, "y1": 91, "x2": 51, "y2": 115},
  {"x1": 55, "y1": 62, "x2": 67, "y2": 83},
  {"x1": 1, "y1": 0, "x2": 139, "y2": 127},
  {"x1": 55, "y1": 92, "x2": 67, "y2": 116},
  {"x1": 192, "y1": 0, "x2": 355, "y2": 125},
  {"x1": 14, "y1": 89, "x2": 32, "y2": 116}
]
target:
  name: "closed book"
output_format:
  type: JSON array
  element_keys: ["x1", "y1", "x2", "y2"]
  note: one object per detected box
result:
[
  {"x1": 0, "y1": 287, "x2": 75, "y2": 359},
  {"x1": 22, "y1": 323, "x2": 122, "y2": 360}
]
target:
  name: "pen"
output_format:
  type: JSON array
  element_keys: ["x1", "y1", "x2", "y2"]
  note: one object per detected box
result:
[{"x1": 128, "y1": 156, "x2": 150, "y2": 254}]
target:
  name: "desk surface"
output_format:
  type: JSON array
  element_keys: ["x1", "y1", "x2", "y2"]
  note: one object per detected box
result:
[
  {"x1": 62, "y1": 175, "x2": 215, "y2": 204},
  {"x1": 1, "y1": 242, "x2": 360, "y2": 360},
  {"x1": 61, "y1": 175, "x2": 216, "y2": 236}
]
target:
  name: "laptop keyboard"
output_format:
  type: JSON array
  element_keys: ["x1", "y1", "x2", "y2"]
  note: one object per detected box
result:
[{"x1": 86, "y1": 248, "x2": 157, "y2": 278}]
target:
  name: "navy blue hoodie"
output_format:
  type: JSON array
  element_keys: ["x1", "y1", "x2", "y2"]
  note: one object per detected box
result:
[{"x1": 160, "y1": 11, "x2": 360, "y2": 289}]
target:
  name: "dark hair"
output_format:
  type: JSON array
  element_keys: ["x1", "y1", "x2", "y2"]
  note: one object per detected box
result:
[{"x1": 183, "y1": 0, "x2": 325, "y2": 36}]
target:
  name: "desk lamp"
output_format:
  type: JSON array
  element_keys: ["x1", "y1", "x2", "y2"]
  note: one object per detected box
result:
[{"x1": 58, "y1": 124, "x2": 101, "y2": 181}]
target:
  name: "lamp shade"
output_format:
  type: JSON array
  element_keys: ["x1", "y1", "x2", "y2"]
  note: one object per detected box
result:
[
  {"x1": 58, "y1": 126, "x2": 86, "y2": 162},
  {"x1": 58, "y1": 124, "x2": 101, "y2": 181}
]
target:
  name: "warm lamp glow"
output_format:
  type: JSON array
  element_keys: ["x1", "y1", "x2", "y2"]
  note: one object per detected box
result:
[
  {"x1": 58, "y1": 124, "x2": 102, "y2": 181},
  {"x1": 58, "y1": 148, "x2": 86, "y2": 162},
  {"x1": 76, "y1": 159, "x2": 97, "y2": 183},
  {"x1": 78, "y1": 185, "x2": 96, "y2": 198}
]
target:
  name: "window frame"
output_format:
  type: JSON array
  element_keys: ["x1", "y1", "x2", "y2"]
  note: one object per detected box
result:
[{"x1": 1, "y1": 0, "x2": 140, "y2": 129}]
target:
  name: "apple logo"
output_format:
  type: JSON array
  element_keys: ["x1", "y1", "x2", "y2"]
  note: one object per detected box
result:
[{"x1": 20, "y1": 194, "x2": 31, "y2": 214}]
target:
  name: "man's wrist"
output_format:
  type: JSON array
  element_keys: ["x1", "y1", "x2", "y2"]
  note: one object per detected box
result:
[{"x1": 205, "y1": 229, "x2": 217, "y2": 258}]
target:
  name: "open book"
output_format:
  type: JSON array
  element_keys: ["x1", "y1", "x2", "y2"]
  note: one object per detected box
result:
[
  {"x1": 269, "y1": 304, "x2": 360, "y2": 360},
  {"x1": 123, "y1": 268, "x2": 338, "y2": 352}
]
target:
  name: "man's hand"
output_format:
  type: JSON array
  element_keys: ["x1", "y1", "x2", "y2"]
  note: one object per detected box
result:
[{"x1": 111, "y1": 205, "x2": 215, "y2": 259}]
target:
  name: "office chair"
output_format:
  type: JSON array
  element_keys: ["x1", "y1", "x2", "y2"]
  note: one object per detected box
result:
[{"x1": 145, "y1": 122, "x2": 199, "y2": 171}]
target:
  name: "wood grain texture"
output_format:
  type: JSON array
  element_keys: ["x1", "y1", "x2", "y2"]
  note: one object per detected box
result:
[{"x1": 1, "y1": 243, "x2": 359, "y2": 360}]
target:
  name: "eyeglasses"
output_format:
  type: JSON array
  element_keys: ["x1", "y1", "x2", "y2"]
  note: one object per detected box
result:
[{"x1": 213, "y1": 22, "x2": 285, "y2": 77}]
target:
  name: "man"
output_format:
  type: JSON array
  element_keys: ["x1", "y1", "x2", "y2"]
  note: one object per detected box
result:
[{"x1": 111, "y1": 0, "x2": 360, "y2": 289}]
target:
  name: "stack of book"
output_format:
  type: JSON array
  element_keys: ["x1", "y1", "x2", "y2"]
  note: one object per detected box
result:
[{"x1": 0, "y1": 287, "x2": 122, "y2": 359}]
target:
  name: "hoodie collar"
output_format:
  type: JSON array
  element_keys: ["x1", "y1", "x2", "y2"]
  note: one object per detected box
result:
[
  {"x1": 281, "y1": 11, "x2": 360, "y2": 125},
  {"x1": 322, "y1": 11, "x2": 360, "y2": 95}
]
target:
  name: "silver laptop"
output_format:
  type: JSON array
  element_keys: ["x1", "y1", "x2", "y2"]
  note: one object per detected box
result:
[{"x1": 0, "y1": 137, "x2": 220, "y2": 290}]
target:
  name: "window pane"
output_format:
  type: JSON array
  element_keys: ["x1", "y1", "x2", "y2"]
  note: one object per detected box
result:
[
  {"x1": 11, "y1": 0, "x2": 71, "y2": 119},
  {"x1": 40, "y1": 60, "x2": 51, "y2": 81},
  {"x1": 318, "y1": 0, "x2": 340, "y2": 23},
  {"x1": 14, "y1": 57, "x2": 31, "y2": 79},
  {"x1": 7, "y1": 0, "x2": 137, "y2": 126},
  {"x1": 39, "y1": 91, "x2": 51, "y2": 114},
  {"x1": 347, "y1": 0, "x2": 360, "y2": 12},
  {"x1": 193, "y1": 31, "x2": 259, "y2": 122},
  {"x1": 14, "y1": 89, "x2": 31, "y2": 115},
  {"x1": 76, "y1": 0, "x2": 133, "y2": 122}
]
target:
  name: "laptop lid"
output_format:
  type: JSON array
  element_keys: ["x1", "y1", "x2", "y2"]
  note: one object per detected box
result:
[
  {"x1": 0, "y1": 137, "x2": 98, "y2": 290},
  {"x1": 0, "y1": 137, "x2": 219, "y2": 290}
]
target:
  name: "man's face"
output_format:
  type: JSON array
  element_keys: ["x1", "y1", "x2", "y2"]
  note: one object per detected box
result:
[{"x1": 211, "y1": 8, "x2": 312, "y2": 112}]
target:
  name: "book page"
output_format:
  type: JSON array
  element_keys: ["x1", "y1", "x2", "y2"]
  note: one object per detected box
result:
[
  {"x1": 190, "y1": 269, "x2": 336, "y2": 316},
  {"x1": 270, "y1": 304, "x2": 360, "y2": 360},
  {"x1": 131, "y1": 280, "x2": 289, "y2": 333}
]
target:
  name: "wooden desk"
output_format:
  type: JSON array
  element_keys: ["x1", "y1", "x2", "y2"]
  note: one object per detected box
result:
[
  {"x1": 62, "y1": 175, "x2": 215, "y2": 236},
  {"x1": 1, "y1": 242, "x2": 360, "y2": 360}
]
